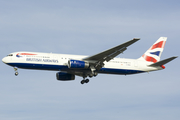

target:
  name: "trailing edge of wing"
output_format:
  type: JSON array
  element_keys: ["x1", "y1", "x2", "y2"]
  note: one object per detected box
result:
[
  {"x1": 83, "y1": 38, "x2": 140, "y2": 61},
  {"x1": 149, "y1": 56, "x2": 178, "y2": 67}
]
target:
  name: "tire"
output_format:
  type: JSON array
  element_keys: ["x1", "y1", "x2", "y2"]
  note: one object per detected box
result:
[
  {"x1": 15, "y1": 72, "x2": 18, "y2": 76},
  {"x1": 81, "y1": 80, "x2": 85, "y2": 84},
  {"x1": 85, "y1": 79, "x2": 89, "y2": 83}
]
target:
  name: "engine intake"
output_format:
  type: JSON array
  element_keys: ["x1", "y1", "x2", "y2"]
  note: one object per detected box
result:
[
  {"x1": 56, "y1": 72, "x2": 75, "y2": 81},
  {"x1": 68, "y1": 60, "x2": 89, "y2": 69}
]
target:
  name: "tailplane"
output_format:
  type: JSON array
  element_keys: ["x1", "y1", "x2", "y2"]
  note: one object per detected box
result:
[
  {"x1": 138, "y1": 37, "x2": 167, "y2": 63},
  {"x1": 149, "y1": 56, "x2": 178, "y2": 67}
]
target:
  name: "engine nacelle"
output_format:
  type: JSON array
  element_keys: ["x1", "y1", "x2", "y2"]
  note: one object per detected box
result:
[
  {"x1": 56, "y1": 72, "x2": 75, "y2": 81},
  {"x1": 68, "y1": 60, "x2": 89, "y2": 69}
]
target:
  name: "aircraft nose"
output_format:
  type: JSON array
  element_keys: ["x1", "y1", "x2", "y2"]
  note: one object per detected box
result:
[{"x1": 2, "y1": 57, "x2": 7, "y2": 63}]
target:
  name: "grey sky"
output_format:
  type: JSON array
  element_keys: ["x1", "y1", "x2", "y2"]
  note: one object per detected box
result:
[{"x1": 0, "y1": 0, "x2": 180, "y2": 120}]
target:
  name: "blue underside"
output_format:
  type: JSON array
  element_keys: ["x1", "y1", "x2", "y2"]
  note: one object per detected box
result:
[{"x1": 7, "y1": 63, "x2": 145, "y2": 75}]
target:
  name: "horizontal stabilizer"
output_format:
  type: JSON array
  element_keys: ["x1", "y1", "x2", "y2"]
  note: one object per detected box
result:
[{"x1": 149, "y1": 56, "x2": 178, "y2": 67}]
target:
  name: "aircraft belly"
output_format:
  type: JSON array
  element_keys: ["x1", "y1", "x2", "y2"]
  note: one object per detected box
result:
[
  {"x1": 6, "y1": 62, "x2": 145, "y2": 75},
  {"x1": 99, "y1": 68, "x2": 145, "y2": 75}
]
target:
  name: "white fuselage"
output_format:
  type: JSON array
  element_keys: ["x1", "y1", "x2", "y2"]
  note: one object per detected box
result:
[{"x1": 2, "y1": 51, "x2": 162, "y2": 75}]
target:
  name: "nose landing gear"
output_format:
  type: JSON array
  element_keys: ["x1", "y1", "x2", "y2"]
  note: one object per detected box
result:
[{"x1": 14, "y1": 67, "x2": 19, "y2": 76}]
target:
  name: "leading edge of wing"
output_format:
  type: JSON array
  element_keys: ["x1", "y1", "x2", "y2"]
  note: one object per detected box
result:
[{"x1": 83, "y1": 38, "x2": 140, "y2": 61}]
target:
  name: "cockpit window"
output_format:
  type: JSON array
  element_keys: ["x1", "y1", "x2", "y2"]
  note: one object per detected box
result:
[{"x1": 7, "y1": 54, "x2": 13, "y2": 56}]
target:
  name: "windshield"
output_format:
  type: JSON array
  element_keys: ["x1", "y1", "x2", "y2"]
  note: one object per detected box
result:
[{"x1": 7, "y1": 54, "x2": 13, "y2": 56}]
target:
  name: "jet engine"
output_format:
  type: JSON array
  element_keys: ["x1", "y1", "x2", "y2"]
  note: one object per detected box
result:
[
  {"x1": 68, "y1": 60, "x2": 89, "y2": 69},
  {"x1": 56, "y1": 72, "x2": 75, "y2": 81}
]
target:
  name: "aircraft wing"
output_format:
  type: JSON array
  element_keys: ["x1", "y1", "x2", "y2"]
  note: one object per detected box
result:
[{"x1": 83, "y1": 38, "x2": 140, "y2": 70}]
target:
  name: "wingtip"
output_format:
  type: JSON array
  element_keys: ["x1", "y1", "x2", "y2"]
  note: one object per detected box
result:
[{"x1": 133, "y1": 38, "x2": 140, "y2": 40}]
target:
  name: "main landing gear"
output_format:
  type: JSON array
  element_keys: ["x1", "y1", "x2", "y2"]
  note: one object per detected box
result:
[
  {"x1": 80, "y1": 72, "x2": 98, "y2": 84},
  {"x1": 14, "y1": 67, "x2": 19, "y2": 76},
  {"x1": 81, "y1": 78, "x2": 89, "y2": 84}
]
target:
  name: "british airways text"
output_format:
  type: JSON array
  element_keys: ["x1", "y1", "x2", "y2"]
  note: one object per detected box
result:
[{"x1": 26, "y1": 58, "x2": 58, "y2": 63}]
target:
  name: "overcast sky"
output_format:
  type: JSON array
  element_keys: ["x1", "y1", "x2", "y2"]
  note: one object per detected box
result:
[{"x1": 0, "y1": 0, "x2": 180, "y2": 120}]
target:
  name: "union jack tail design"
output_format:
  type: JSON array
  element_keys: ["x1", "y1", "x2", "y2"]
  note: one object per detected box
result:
[{"x1": 138, "y1": 37, "x2": 167, "y2": 63}]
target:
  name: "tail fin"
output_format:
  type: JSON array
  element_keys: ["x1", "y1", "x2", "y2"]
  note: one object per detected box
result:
[{"x1": 138, "y1": 37, "x2": 167, "y2": 63}]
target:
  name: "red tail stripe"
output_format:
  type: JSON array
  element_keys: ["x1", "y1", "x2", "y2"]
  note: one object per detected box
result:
[
  {"x1": 151, "y1": 41, "x2": 165, "y2": 50},
  {"x1": 142, "y1": 54, "x2": 157, "y2": 63}
]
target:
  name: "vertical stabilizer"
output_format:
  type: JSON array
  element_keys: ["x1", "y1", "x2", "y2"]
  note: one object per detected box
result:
[{"x1": 138, "y1": 37, "x2": 167, "y2": 63}]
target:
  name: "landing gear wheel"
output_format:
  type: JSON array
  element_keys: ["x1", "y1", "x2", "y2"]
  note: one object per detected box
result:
[
  {"x1": 81, "y1": 79, "x2": 90, "y2": 84},
  {"x1": 81, "y1": 80, "x2": 85, "y2": 84},
  {"x1": 15, "y1": 72, "x2": 18, "y2": 76},
  {"x1": 85, "y1": 79, "x2": 89, "y2": 83}
]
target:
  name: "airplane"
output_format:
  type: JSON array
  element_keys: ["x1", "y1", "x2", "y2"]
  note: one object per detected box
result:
[{"x1": 2, "y1": 37, "x2": 178, "y2": 84}]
